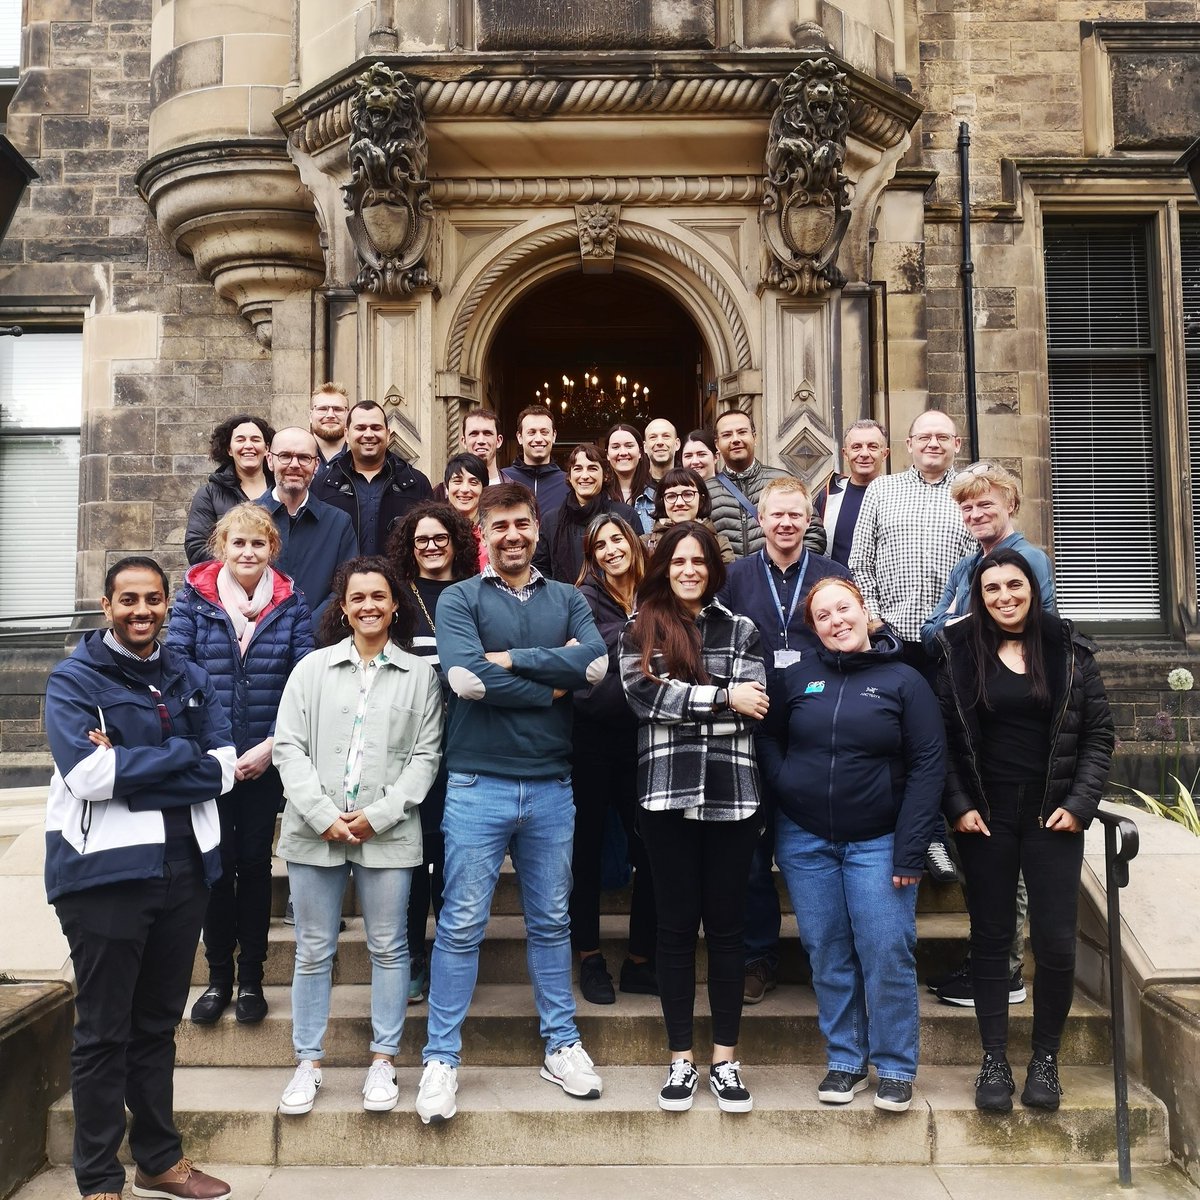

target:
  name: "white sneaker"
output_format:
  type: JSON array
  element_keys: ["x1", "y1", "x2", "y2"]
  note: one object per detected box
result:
[
  {"x1": 279, "y1": 1060, "x2": 322, "y2": 1115},
  {"x1": 541, "y1": 1041, "x2": 603, "y2": 1099},
  {"x1": 416, "y1": 1059, "x2": 458, "y2": 1124},
  {"x1": 362, "y1": 1059, "x2": 399, "y2": 1112}
]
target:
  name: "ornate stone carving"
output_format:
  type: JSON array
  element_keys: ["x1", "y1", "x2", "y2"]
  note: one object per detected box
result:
[
  {"x1": 761, "y1": 59, "x2": 853, "y2": 296},
  {"x1": 342, "y1": 63, "x2": 435, "y2": 295},
  {"x1": 575, "y1": 203, "x2": 620, "y2": 273}
]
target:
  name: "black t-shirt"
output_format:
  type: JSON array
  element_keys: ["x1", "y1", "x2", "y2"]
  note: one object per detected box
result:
[{"x1": 978, "y1": 658, "x2": 1051, "y2": 785}]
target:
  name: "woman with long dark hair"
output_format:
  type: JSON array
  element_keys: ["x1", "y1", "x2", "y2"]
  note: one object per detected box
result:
[
  {"x1": 168, "y1": 502, "x2": 314, "y2": 1025},
  {"x1": 619, "y1": 522, "x2": 768, "y2": 1113},
  {"x1": 541, "y1": 442, "x2": 639, "y2": 582},
  {"x1": 936, "y1": 548, "x2": 1114, "y2": 1113},
  {"x1": 273, "y1": 556, "x2": 443, "y2": 1116},
  {"x1": 642, "y1": 466, "x2": 734, "y2": 563},
  {"x1": 570, "y1": 514, "x2": 657, "y2": 1004},
  {"x1": 184, "y1": 414, "x2": 276, "y2": 564},
  {"x1": 605, "y1": 423, "x2": 654, "y2": 531},
  {"x1": 386, "y1": 502, "x2": 479, "y2": 1003}
]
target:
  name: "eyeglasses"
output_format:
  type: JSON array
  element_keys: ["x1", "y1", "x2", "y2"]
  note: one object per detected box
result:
[
  {"x1": 413, "y1": 533, "x2": 450, "y2": 549},
  {"x1": 271, "y1": 452, "x2": 317, "y2": 466},
  {"x1": 312, "y1": 404, "x2": 347, "y2": 415},
  {"x1": 910, "y1": 433, "x2": 956, "y2": 445},
  {"x1": 663, "y1": 489, "x2": 699, "y2": 505}
]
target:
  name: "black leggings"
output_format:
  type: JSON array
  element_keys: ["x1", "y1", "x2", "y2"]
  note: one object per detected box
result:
[
  {"x1": 956, "y1": 780, "x2": 1085, "y2": 1057},
  {"x1": 639, "y1": 808, "x2": 760, "y2": 1052}
]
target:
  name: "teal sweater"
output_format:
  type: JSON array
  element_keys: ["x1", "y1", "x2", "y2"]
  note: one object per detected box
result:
[{"x1": 435, "y1": 576, "x2": 607, "y2": 777}]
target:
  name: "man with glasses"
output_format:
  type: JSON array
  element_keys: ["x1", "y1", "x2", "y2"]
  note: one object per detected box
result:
[
  {"x1": 814, "y1": 419, "x2": 891, "y2": 566},
  {"x1": 309, "y1": 383, "x2": 350, "y2": 483},
  {"x1": 258, "y1": 427, "x2": 358, "y2": 622},
  {"x1": 718, "y1": 477, "x2": 851, "y2": 1004},
  {"x1": 849, "y1": 408, "x2": 972, "y2": 883}
]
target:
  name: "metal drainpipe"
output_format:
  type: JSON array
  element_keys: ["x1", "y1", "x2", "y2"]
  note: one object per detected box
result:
[{"x1": 958, "y1": 121, "x2": 980, "y2": 459}]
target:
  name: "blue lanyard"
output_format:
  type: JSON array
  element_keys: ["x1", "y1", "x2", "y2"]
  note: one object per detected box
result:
[{"x1": 760, "y1": 550, "x2": 808, "y2": 650}]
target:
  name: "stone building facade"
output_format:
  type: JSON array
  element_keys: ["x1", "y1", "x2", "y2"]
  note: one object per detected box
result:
[{"x1": 1, "y1": 0, "x2": 1199, "y2": 777}]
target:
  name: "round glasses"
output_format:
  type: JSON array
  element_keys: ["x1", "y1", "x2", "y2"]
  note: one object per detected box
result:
[
  {"x1": 664, "y1": 489, "x2": 699, "y2": 505},
  {"x1": 414, "y1": 533, "x2": 451, "y2": 549}
]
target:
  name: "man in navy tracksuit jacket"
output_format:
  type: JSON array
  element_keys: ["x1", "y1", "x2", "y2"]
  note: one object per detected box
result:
[{"x1": 45, "y1": 557, "x2": 236, "y2": 1200}]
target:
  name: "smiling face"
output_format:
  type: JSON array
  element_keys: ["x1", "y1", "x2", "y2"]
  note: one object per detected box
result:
[
  {"x1": 462, "y1": 414, "x2": 501, "y2": 468},
  {"x1": 809, "y1": 581, "x2": 871, "y2": 655},
  {"x1": 446, "y1": 469, "x2": 484, "y2": 521},
  {"x1": 958, "y1": 485, "x2": 1015, "y2": 552},
  {"x1": 668, "y1": 534, "x2": 709, "y2": 614},
  {"x1": 681, "y1": 438, "x2": 717, "y2": 480},
  {"x1": 662, "y1": 481, "x2": 701, "y2": 523},
  {"x1": 568, "y1": 451, "x2": 604, "y2": 501},
  {"x1": 228, "y1": 421, "x2": 267, "y2": 479},
  {"x1": 101, "y1": 567, "x2": 169, "y2": 659},
  {"x1": 412, "y1": 516, "x2": 454, "y2": 580},
  {"x1": 341, "y1": 571, "x2": 398, "y2": 642},
  {"x1": 347, "y1": 406, "x2": 388, "y2": 469},
  {"x1": 644, "y1": 419, "x2": 679, "y2": 471},
  {"x1": 980, "y1": 562, "x2": 1032, "y2": 635},
  {"x1": 517, "y1": 414, "x2": 556, "y2": 466},
  {"x1": 222, "y1": 522, "x2": 271, "y2": 593},
  {"x1": 843, "y1": 426, "x2": 889, "y2": 486},
  {"x1": 607, "y1": 429, "x2": 641, "y2": 479},
  {"x1": 590, "y1": 520, "x2": 634, "y2": 581},
  {"x1": 907, "y1": 411, "x2": 960, "y2": 480},
  {"x1": 484, "y1": 502, "x2": 538, "y2": 581},
  {"x1": 715, "y1": 412, "x2": 756, "y2": 471},
  {"x1": 309, "y1": 392, "x2": 348, "y2": 445},
  {"x1": 759, "y1": 488, "x2": 811, "y2": 564},
  {"x1": 269, "y1": 428, "x2": 319, "y2": 501}
]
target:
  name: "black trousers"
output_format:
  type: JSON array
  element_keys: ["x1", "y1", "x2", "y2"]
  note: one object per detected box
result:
[
  {"x1": 956, "y1": 780, "x2": 1085, "y2": 1057},
  {"x1": 569, "y1": 736, "x2": 656, "y2": 960},
  {"x1": 639, "y1": 808, "x2": 760, "y2": 1052},
  {"x1": 204, "y1": 770, "x2": 281, "y2": 986},
  {"x1": 407, "y1": 767, "x2": 447, "y2": 963},
  {"x1": 54, "y1": 852, "x2": 209, "y2": 1195}
]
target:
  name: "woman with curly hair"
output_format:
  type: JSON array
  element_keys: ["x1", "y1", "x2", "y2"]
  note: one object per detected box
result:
[
  {"x1": 184, "y1": 413, "x2": 276, "y2": 564},
  {"x1": 619, "y1": 522, "x2": 769, "y2": 1113},
  {"x1": 386, "y1": 502, "x2": 479, "y2": 1003},
  {"x1": 274, "y1": 555, "x2": 443, "y2": 1116}
]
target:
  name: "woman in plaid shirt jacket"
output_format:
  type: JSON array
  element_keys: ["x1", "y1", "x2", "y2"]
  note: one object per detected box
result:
[{"x1": 619, "y1": 521, "x2": 769, "y2": 1115}]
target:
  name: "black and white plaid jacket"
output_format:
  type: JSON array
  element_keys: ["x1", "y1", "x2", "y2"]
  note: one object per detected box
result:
[{"x1": 618, "y1": 599, "x2": 765, "y2": 822}]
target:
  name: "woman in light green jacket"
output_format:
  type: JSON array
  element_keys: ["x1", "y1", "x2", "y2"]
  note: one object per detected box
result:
[{"x1": 273, "y1": 555, "x2": 443, "y2": 1118}]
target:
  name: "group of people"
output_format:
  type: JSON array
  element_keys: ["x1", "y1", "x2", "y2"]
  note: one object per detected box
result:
[{"x1": 44, "y1": 393, "x2": 1114, "y2": 1200}]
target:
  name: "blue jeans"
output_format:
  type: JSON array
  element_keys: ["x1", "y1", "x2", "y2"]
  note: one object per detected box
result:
[
  {"x1": 424, "y1": 771, "x2": 579, "y2": 1067},
  {"x1": 289, "y1": 860, "x2": 413, "y2": 1061},
  {"x1": 775, "y1": 817, "x2": 920, "y2": 1081},
  {"x1": 743, "y1": 820, "x2": 781, "y2": 970}
]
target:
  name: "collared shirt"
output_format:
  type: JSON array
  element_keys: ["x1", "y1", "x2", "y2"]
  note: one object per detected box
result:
[
  {"x1": 848, "y1": 466, "x2": 975, "y2": 642},
  {"x1": 351, "y1": 467, "x2": 388, "y2": 558},
  {"x1": 342, "y1": 640, "x2": 394, "y2": 811},
  {"x1": 103, "y1": 629, "x2": 161, "y2": 662},
  {"x1": 481, "y1": 561, "x2": 546, "y2": 604}
]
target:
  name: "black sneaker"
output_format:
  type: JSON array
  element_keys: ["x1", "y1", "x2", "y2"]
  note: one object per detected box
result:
[
  {"x1": 925, "y1": 839, "x2": 960, "y2": 883},
  {"x1": 1021, "y1": 1052, "x2": 1063, "y2": 1111},
  {"x1": 935, "y1": 964, "x2": 974, "y2": 1007},
  {"x1": 658, "y1": 1058, "x2": 700, "y2": 1111},
  {"x1": 926, "y1": 956, "x2": 969, "y2": 994},
  {"x1": 709, "y1": 1060, "x2": 753, "y2": 1113},
  {"x1": 619, "y1": 957, "x2": 659, "y2": 996},
  {"x1": 235, "y1": 984, "x2": 268, "y2": 1024},
  {"x1": 1008, "y1": 967, "x2": 1027, "y2": 1003},
  {"x1": 579, "y1": 954, "x2": 616, "y2": 1005},
  {"x1": 190, "y1": 984, "x2": 232, "y2": 1025},
  {"x1": 873, "y1": 1078, "x2": 913, "y2": 1112},
  {"x1": 974, "y1": 1052, "x2": 1015, "y2": 1112},
  {"x1": 817, "y1": 1069, "x2": 869, "y2": 1104}
]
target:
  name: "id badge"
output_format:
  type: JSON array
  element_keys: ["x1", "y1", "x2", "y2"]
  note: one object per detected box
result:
[{"x1": 774, "y1": 649, "x2": 803, "y2": 669}]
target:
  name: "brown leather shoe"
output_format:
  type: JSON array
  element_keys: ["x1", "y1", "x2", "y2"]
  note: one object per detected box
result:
[
  {"x1": 81, "y1": 1193, "x2": 123, "y2": 1199},
  {"x1": 742, "y1": 960, "x2": 777, "y2": 1005},
  {"x1": 132, "y1": 1157, "x2": 231, "y2": 1199}
]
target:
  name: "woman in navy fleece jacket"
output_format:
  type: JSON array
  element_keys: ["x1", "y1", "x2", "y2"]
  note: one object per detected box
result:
[{"x1": 757, "y1": 576, "x2": 945, "y2": 1114}]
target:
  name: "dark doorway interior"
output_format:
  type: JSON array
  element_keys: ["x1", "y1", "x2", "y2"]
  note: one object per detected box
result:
[{"x1": 485, "y1": 272, "x2": 709, "y2": 464}]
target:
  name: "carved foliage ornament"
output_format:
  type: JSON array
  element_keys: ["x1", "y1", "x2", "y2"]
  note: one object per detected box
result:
[
  {"x1": 342, "y1": 63, "x2": 435, "y2": 295},
  {"x1": 761, "y1": 59, "x2": 852, "y2": 296}
]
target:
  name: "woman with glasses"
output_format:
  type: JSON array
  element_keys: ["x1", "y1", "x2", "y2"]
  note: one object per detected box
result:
[
  {"x1": 442, "y1": 452, "x2": 490, "y2": 571},
  {"x1": 541, "y1": 442, "x2": 640, "y2": 583},
  {"x1": 570, "y1": 514, "x2": 658, "y2": 1004},
  {"x1": 167, "y1": 502, "x2": 314, "y2": 1026},
  {"x1": 643, "y1": 467, "x2": 735, "y2": 563},
  {"x1": 387, "y1": 502, "x2": 480, "y2": 1004}
]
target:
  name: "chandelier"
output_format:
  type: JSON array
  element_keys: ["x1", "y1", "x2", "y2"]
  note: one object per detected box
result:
[{"x1": 535, "y1": 371, "x2": 651, "y2": 428}]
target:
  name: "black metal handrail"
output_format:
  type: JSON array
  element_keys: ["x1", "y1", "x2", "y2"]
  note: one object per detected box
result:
[
  {"x1": 0, "y1": 609, "x2": 104, "y2": 643},
  {"x1": 1093, "y1": 805, "x2": 1140, "y2": 1187}
]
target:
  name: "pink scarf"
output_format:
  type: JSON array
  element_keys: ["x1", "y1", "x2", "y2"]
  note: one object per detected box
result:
[{"x1": 216, "y1": 564, "x2": 274, "y2": 656}]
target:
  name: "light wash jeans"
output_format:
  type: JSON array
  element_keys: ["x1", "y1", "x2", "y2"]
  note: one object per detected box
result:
[
  {"x1": 423, "y1": 771, "x2": 579, "y2": 1067},
  {"x1": 775, "y1": 817, "x2": 920, "y2": 1081},
  {"x1": 288, "y1": 860, "x2": 413, "y2": 1060}
]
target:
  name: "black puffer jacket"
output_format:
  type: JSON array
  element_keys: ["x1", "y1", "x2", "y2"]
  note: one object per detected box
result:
[
  {"x1": 184, "y1": 463, "x2": 273, "y2": 565},
  {"x1": 935, "y1": 615, "x2": 1115, "y2": 828}
]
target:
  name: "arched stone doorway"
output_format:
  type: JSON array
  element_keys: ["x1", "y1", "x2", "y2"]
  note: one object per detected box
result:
[{"x1": 484, "y1": 272, "x2": 711, "y2": 464}]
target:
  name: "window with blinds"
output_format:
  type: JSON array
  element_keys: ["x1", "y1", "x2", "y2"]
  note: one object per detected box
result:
[
  {"x1": 0, "y1": 330, "x2": 82, "y2": 620},
  {"x1": 1182, "y1": 218, "x2": 1200, "y2": 613},
  {"x1": 0, "y1": 0, "x2": 19, "y2": 73},
  {"x1": 1043, "y1": 222, "x2": 1163, "y2": 626}
]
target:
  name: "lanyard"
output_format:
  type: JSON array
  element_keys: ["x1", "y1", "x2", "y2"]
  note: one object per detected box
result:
[{"x1": 761, "y1": 549, "x2": 808, "y2": 650}]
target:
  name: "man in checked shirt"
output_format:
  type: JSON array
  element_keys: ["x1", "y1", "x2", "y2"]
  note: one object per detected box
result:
[{"x1": 848, "y1": 408, "x2": 973, "y2": 883}]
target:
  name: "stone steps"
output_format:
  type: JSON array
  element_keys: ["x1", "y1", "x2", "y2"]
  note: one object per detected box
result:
[
  {"x1": 200, "y1": 911, "x2": 976, "y2": 988},
  {"x1": 173, "y1": 982, "x2": 1115, "y2": 1069},
  {"x1": 46, "y1": 1064, "x2": 1167, "y2": 1169}
]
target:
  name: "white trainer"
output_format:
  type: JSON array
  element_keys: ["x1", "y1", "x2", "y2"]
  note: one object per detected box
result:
[
  {"x1": 416, "y1": 1059, "x2": 458, "y2": 1124},
  {"x1": 541, "y1": 1041, "x2": 603, "y2": 1099},
  {"x1": 279, "y1": 1060, "x2": 322, "y2": 1115},
  {"x1": 362, "y1": 1059, "x2": 399, "y2": 1112}
]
